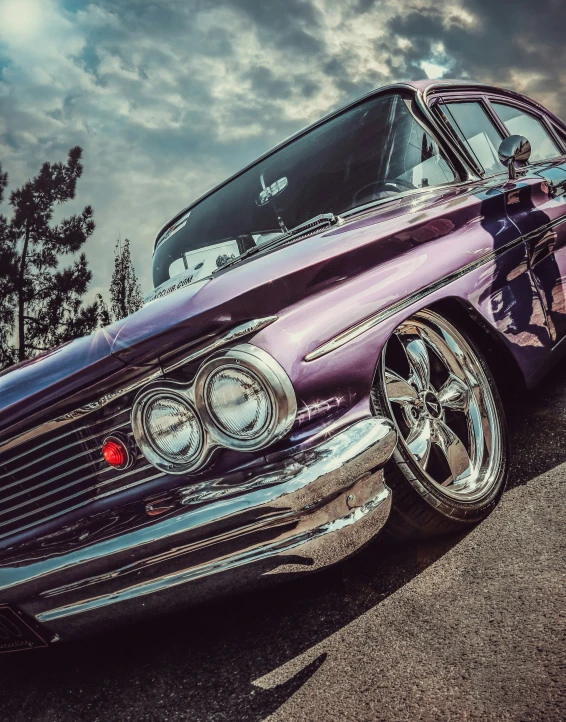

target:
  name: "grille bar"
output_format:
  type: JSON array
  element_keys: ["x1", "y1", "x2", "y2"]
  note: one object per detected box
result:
[
  {"x1": 0, "y1": 468, "x2": 163, "y2": 542},
  {"x1": 0, "y1": 433, "x2": 140, "y2": 518},
  {"x1": 1, "y1": 408, "x2": 130, "y2": 471},
  {"x1": 0, "y1": 402, "x2": 163, "y2": 541},
  {"x1": 0, "y1": 462, "x2": 156, "y2": 530},
  {"x1": 0, "y1": 423, "x2": 130, "y2": 494},
  {"x1": 0, "y1": 458, "x2": 106, "y2": 516}
]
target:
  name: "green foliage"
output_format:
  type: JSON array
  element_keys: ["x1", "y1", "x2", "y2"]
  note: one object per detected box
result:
[
  {"x1": 0, "y1": 166, "x2": 16, "y2": 369},
  {"x1": 0, "y1": 147, "x2": 102, "y2": 369},
  {"x1": 102, "y1": 238, "x2": 143, "y2": 323}
]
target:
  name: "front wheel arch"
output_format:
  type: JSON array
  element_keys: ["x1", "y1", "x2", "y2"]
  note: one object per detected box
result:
[{"x1": 422, "y1": 297, "x2": 527, "y2": 399}]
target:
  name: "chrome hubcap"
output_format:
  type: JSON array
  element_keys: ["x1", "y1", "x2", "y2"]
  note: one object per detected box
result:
[{"x1": 382, "y1": 311, "x2": 502, "y2": 500}]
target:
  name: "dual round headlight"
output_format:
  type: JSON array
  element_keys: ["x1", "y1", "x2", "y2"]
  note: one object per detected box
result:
[
  {"x1": 204, "y1": 366, "x2": 271, "y2": 440},
  {"x1": 131, "y1": 344, "x2": 296, "y2": 474},
  {"x1": 143, "y1": 394, "x2": 203, "y2": 464}
]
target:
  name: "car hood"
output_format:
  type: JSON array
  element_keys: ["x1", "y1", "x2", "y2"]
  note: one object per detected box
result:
[{"x1": 0, "y1": 186, "x2": 470, "y2": 441}]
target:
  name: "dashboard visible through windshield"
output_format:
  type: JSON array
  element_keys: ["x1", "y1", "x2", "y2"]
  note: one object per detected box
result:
[{"x1": 152, "y1": 91, "x2": 457, "y2": 289}]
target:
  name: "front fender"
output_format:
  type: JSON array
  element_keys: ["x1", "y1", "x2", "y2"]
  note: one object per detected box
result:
[{"x1": 251, "y1": 232, "x2": 550, "y2": 428}]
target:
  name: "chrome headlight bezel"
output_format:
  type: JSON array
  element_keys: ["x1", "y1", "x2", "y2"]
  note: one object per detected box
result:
[
  {"x1": 194, "y1": 344, "x2": 297, "y2": 451},
  {"x1": 131, "y1": 383, "x2": 206, "y2": 474},
  {"x1": 131, "y1": 344, "x2": 297, "y2": 473}
]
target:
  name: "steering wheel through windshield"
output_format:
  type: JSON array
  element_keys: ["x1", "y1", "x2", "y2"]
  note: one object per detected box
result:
[{"x1": 352, "y1": 178, "x2": 417, "y2": 207}]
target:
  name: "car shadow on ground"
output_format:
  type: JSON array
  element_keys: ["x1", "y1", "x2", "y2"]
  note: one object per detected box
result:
[
  {"x1": 0, "y1": 367, "x2": 563, "y2": 722},
  {"x1": 504, "y1": 364, "x2": 566, "y2": 489},
  {"x1": 0, "y1": 532, "x2": 471, "y2": 722}
]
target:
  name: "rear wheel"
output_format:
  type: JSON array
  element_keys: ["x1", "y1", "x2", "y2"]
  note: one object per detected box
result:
[{"x1": 372, "y1": 309, "x2": 508, "y2": 540}]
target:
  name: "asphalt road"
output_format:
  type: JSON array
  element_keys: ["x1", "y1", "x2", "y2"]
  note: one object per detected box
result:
[{"x1": 0, "y1": 367, "x2": 565, "y2": 722}]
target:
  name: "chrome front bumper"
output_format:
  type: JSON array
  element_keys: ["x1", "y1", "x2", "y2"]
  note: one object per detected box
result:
[{"x1": 0, "y1": 417, "x2": 396, "y2": 642}]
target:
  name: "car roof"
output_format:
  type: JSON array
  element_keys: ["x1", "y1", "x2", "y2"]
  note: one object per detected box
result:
[{"x1": 154, "y1": 79, "x2": 562, "y2": 250}]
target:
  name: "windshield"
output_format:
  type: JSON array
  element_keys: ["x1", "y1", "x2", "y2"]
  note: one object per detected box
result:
[{"x1": 152, "y1": 92, "x2": 457, "y2": 288}]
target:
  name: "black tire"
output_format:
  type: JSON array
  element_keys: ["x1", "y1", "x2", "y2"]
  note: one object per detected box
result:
[{"x1": 371, "y1": 309, "x2": 509, "y2": 541}]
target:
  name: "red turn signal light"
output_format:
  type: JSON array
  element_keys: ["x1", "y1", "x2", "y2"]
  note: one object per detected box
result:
[{"x1": 102, "y1": 436, "x2": 130, "y2": 469}]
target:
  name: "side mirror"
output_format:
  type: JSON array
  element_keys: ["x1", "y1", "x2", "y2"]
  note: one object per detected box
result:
[{"x1": 498, "y1": 134, "x2": 531, "y2": 180}]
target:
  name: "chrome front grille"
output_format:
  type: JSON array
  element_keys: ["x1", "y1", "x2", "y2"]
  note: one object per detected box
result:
[
  {"x1": 0, "y1": 407, "x2": 164, "y2": 541},
  {"x1": 0, "y1": 318, "x2": 280, "y2": 543}
]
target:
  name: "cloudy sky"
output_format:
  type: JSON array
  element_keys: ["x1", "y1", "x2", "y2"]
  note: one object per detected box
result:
[{"x1": 1, "y1": 0, "x2": 565, "y2": 300}]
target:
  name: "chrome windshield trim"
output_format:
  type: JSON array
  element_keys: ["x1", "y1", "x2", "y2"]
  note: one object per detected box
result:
[
  {"x1": 153, "y1": 83, "x2": 423, "y2": 252},
  {"x1": 340, "y1": 178, "x2": 483, "y2": 222}
]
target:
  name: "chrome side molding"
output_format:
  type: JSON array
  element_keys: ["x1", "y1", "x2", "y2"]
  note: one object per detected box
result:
[{"x1": 304, "y1": 233, "x2": 533, "y2": 362}]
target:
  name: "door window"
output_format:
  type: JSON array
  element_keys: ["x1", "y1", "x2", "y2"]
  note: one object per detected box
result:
[
  {"x1": 441, "y1": 101, "x2": 505, "y2": 175},
  {"x1": 491, "y1": 102, "x2": 560, "y2": 162}
]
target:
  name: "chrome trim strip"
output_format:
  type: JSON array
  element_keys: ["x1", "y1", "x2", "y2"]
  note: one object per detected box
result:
[
  {"x1": 161, "y1": 316, "x2": 278, "y2": 374},
  {"x1": 522, "y1": 213, "x2": 566, "y2": 241},
  {"x1": 304, "y1": 234, "x2": 529, "y2": 362},
  {"x1": 305, "y1": 214, "x2": 566, "y2": 362}
]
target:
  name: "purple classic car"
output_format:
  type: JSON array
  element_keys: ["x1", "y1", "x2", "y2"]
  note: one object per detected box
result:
[{"x1": 1, "y1": 79, "x2": 566, "y2": 650}]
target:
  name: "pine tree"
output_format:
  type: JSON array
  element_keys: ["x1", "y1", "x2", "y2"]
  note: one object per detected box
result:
[
  {"x1": 105, "y1": 238, "x2": 143, "y2": 322},
  {"x1": 0, "y1": 165, "x2": 16, "y2": 369},
  {"x1": 0, "y1": 147, "x2": 102, "y2": 368}
]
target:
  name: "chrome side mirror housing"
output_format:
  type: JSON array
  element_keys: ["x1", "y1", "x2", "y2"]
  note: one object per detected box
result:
[{"x1": 498, "y1": 134, "x2": 531, "y2": 180}]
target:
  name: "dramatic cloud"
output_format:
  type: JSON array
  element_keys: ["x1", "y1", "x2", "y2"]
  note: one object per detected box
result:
[{"x1": 0, "y1": 0, "x2": 564, "y2": 298}]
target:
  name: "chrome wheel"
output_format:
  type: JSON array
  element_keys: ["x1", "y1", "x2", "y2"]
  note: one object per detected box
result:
[{"x1": 381, "y1": 310, "x2": 503, "y2": 502}]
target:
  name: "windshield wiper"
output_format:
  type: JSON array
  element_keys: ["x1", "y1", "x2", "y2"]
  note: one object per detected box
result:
[{"x1": 215, "y1": 213, "x2": 342, "y2": 272}]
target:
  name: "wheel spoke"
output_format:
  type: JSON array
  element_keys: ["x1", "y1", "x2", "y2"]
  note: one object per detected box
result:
[
  {"x1": 398, "y1": 334, "x2": 430, "y2": 392},
  {"x1": 406, "y1": 418, "x2": 432, "y2": 468},
  {"x1": 384, "y1": 369, "x2": 419, "y2": 406},
  {"x1": 419, "y1": 326, "x2": 469, "y2": 382},
  {"x1": 438, "y1": 374, "x2": 470, "y2": 412},
  {"x1": 468, "y1": 393, "x2": 487, "y2": 458},
  {"x1": 432, "y1": 419, "x2": 472, "y2": 484}
]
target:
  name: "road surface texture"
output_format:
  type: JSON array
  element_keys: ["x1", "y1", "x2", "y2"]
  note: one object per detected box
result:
[{"x1": 0, "y1": 366, "x2": 564, "y2": 722}]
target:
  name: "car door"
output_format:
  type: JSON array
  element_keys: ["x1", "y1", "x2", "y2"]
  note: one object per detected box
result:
[
  {"x1": 434, "y1": 93, "x2": 566, "y2": 344},
  {"x1": 487, "y1": 99, "x2": 566, "y2": 343}
]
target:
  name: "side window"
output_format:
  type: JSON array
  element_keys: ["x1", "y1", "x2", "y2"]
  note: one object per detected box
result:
[
  {"x1": 491, "y1": 102, "x2": 560, "y2": 162},
  {"x1": 441, "y1": 101, "x2": 505, "y2": 175},
  {"x1": 391, "y1": 103, "x2": 457, "y2": 190}
]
